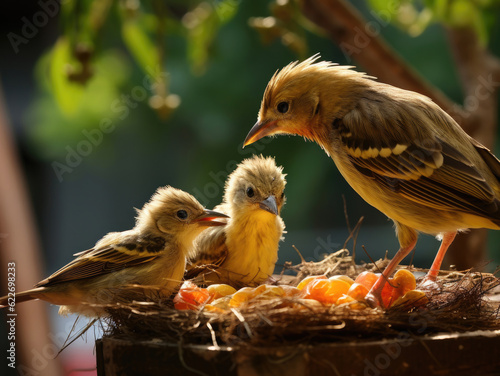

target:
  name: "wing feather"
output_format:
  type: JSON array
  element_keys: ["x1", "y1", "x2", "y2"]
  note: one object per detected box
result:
[
  {"x1": 185, "y1": 227, "x2": 228, "y2": 280},
  {"x1": 36, "y1": 233, "x2": 165, "y2": 287},
  {"x1": 341, "y1": 97, "x2": 500, "y2": 221}
]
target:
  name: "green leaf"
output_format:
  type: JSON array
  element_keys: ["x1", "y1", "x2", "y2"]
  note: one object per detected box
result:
[
  {"x1": 212, "y1": 0, "x2": 239, "y2": 23},
  {"x1": 49, "y1": 37, "x2": 85, "y2": 115},
  {"x1": 449, "y1": 0, "x2": 477, "y2": 27},
  {"x1": 121, "y1": 18, "x2": 160, "y2": 77},
  {"x1": 428, "y1": 0, "x2": 449, "y2": 21}
]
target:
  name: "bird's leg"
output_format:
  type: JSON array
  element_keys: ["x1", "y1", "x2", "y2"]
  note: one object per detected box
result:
[
  {"x1": 420, "y1": 231, "x2": 456, "y2": 286},
  {"x1": 365, "y1": 224, "x2": 418, "y2": 308}
]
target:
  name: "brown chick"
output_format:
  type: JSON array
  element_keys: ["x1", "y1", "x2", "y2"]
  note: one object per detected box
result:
[
  {"x1": 244, "y1": 55, "x2": 500, "y2": 307},
  {"x1": 186, "y1": 155, "x2": 286, "y2": 288},
  {"x1": 0, "y1": 186, "x2": 228, "y2": 317}
]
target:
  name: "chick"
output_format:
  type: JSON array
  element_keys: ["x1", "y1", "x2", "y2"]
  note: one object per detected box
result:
[
  {"x1": 0, "y1": 186, "x2": 227, "y2": 316},
  {"x1": 187, "y1": 155, "x2": 286, "y2": 287},
  {"x1": 244, "y1": 55, "x2": 500, "y2": 307}
]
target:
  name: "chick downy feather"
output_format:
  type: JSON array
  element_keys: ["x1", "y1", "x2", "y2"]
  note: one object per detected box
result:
[{"x1": 187, "y1": 155, "x2": 286, "y2": 287}]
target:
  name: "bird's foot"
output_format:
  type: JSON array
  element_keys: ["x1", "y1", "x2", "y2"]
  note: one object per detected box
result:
[
  {"x1": 418, "y1": 277, "x2": 441, "y2": 293},
  {"x1": 364, "y1": 292, "x2": 385, "y2": 309}
]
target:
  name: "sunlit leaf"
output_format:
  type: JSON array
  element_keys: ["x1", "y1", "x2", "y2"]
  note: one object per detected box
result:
[
  {"x1": 212, "y1": 0, "x2": 239, "y2": 23},
  {"x1": 449, "y1": 0, "x2": 477, "y2": 27},
  {"x1": 28, "y1": 50, "x2": 131, "y2": 159},
  {"x1": 184, "y1": 1, "x2": 239, "y2": 75},
  {"x1": 49, "y1": 37, "x2": 85, "y2": 115},
  {"x1": 427, "y1": 0, "x2": 448, "y2": 20},
  {"x1": 121, "y1": 18, "x2": 159, "y2": 76}
]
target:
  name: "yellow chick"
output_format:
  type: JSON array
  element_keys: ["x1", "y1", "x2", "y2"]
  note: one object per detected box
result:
[
  {"x1": 0, "y1": 186, "x2": 228, "y2": 316},
  {"x1": 244, "y1": 55, "x2": 500, "y2": 307},
  {"x1": 187, "y1": 155, "x2": 286, "y2": 287}
]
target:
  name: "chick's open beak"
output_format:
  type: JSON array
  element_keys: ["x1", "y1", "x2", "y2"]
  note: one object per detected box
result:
[
  {"x1": 259, "y1": 195, "x2": 278, "y2": 215},
  {"x1": 243, "y1": 119, "x2": 278, "y2": 147},
  {"x1": 194, "y1": 210, "x2": 229, "y2": 227}
]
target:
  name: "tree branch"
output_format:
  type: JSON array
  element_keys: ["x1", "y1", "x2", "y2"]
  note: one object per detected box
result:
[
  {"x1": 446, "y1": 27, "x2": 500, "y2": 142},
  {"x1": 300, "y1": 0, "x2": 468, "y2": 122}
]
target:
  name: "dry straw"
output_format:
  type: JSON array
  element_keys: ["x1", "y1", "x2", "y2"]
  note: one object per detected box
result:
[{"x1": 100, "y1": 250, "x2": 500, "y2": 349}]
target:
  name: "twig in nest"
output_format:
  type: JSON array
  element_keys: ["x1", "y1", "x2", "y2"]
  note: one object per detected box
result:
[
  {"x1": 231, "y1": 308, "x2": 253, "y2": 338},
  {"x1": 57, "y1": 317, "x2": 97, "y2": 356},
  {"x1": 362, "y1": 245, "x2": 396, "y2": 288},
  {"x1": 206, "y1": 322, "x2": 220, "y2": 350},
  {"x1": 342, "y1": 195, "x2": 352, "y2": 236},
  {"x1": 292, "y1": 245, "x2": 306, "y2": 264},
  {"x1": 342, "y1": 216, "x2": 364, "y2": 263}
]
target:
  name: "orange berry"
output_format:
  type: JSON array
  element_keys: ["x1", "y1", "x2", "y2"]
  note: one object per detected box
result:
[
  {"x1": 174, "y1": 281, "x2": 210, "y2": 310},
  {"x1": 336, "y1": 294, "x2": 355, "y2": 305},
  {"x1": 303, "y1": 279, "x2": 331, "y2": 301},
  {"x1": 380, "y1": 269, "x2": 417, "y2": 309},
  {"x1": 207, "y1": 284, "x2": 237, "y2": 300},
  {"x1": 354, "y1": 271, "x2": 378, "y2": 289},
  {"x1": 297, "y1": 275, "x2": 327, "y2": 290},
  {"x1": 229, "y1": 287, "x2": 255, "y2": 307},
  {"x1": 347, "y1": 282, "x2": 369, "y2": 301},
  {"x1": 325, "y1": 280, "x2": 351, "y2": 303},
  {"x1": 259, "y1": 285, "x2": 285, "y2": 298},
  {"x1": 393, "y1": 269, "x2": 416, "y2": 295},
  {"x1": 205, "y1": 296, "x2": 231, "y2": 312},
  {"x1": 302, "y1": 279, "x2": 350, "y2": 304},
  {"x1": 253, "y1": 284, "x2": 268, "y2": 296},
  {"x1": 380, "y1": 278, "x2": 397, "y2": 308},
  {"x1": 329, "y1": 275, "x2": 355, "y2": 286}
]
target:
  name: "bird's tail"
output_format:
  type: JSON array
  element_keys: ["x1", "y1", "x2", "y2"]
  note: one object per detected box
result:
[{"x1": 0, "y1": 288, "x2": 43, "y2": 308}]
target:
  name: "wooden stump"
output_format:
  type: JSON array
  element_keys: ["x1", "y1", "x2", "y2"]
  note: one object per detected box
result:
[{"x1": 96, "y1": 330, "x2": 500, "y2": 376}]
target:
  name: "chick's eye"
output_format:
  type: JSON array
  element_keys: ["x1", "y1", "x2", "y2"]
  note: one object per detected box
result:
[
  {"x1": 246, "y1": 187, "x2": 254, "y2": 198},
  {"x1": 281, "y1": 192, "x2": 285, "y2": 199},
  {"x1": 277, "y1": 102, "x2": 289, "y2": 114},
  {"x1": 176, "y1": 210, "x2": 188, "y2": 220}
]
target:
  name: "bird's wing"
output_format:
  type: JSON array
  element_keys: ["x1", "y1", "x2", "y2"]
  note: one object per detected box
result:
[
  {"x1": 36, "y1": 234, "x2": 166, "y2": 287},
  {"x1": 340, "y1": 102, "x2": 500, "y2": 220},
  {"x1": 470, "y1": 137, "x2": 500, "y2": 182},
  {"x1": 185, "y1": 227, "x2": 228, "y2": 279}
]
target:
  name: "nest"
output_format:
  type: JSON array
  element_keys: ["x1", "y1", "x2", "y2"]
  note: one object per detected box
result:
[{"x1": 102, "y1": 250, "x2": 500, "y2": 349}]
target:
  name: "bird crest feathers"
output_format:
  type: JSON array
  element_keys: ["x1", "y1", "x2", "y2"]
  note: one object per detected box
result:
[{"x1": 263, "y1": 54, "x2": 373, "y2": 108}]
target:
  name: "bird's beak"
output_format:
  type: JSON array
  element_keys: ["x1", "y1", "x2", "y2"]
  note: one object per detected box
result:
[
  {"x1": 243, "y1": 119, "x2": 279, "y2": 147},
  {"x1": 259, "y1": 195, "x2": 278, "y2": 215},
  {"x1": 194, "y1": 210, "x2": 229, "y2": 227}
]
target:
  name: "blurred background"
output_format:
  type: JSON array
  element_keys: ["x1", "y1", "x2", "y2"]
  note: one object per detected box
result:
[{"x1": 1, "y1": 0, "x2": 499, "y2": 375}]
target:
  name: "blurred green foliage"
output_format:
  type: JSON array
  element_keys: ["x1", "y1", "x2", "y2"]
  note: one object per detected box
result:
[{"x1": 367, "y1": 0, "x2": 500, "y2": 43}]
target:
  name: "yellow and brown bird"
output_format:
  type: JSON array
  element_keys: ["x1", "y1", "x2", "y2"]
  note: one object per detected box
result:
[
  {"x1": 244, "y1": 55, "x2": 500, "y2": 307},
  {"x1": 187, "y1": 155, "x2": 286, "y2": 287},
  {"x1": 0, "y1": 186, "x2": 228, "y2": 316}
]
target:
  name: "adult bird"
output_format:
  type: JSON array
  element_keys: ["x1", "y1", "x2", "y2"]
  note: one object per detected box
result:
[
  {"x1": 0, "y1": 186, "x2": 228, "y2": 316},
  {"x1": 187, "y1": 155, "x2": 286, "y2": 287},
  {"x1": 244, "y1": 55, "x2": 500, "y2": 307}
]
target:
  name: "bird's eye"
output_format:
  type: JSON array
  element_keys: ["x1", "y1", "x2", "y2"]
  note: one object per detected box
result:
[
  {"x1": 246, "y1": 187, "x2": 255, "y2": 198},
  {"x1": 277, "y1": 102, "x2": 289, "y2": 114},
  {"x1": 281, "y1": 192, "x2": 285, "y2": 199},
  {"x1": 176, "y1": 210, "x2": 188, "y2": 220}
]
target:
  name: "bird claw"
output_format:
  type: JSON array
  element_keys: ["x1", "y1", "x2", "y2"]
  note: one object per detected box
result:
[
  {"x1": 418, "y1": 277, "x2": 441, "y2": 293},
  {"x1": 364, "y1": 292, "x2": 384, "y2": 309}
]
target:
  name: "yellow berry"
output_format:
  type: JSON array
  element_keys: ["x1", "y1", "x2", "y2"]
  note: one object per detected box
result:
[{"x1": 329, "y1": 275, "x2": 355, "y2": 286}]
